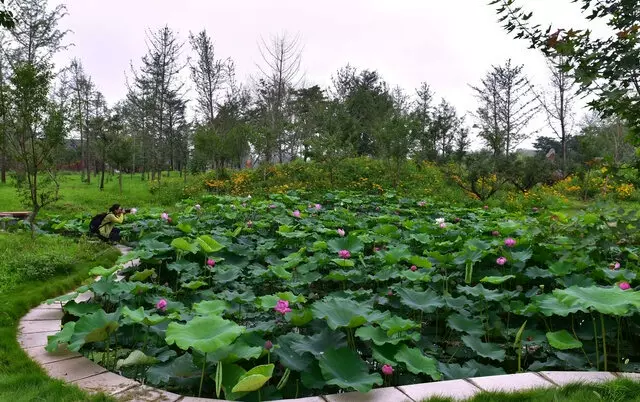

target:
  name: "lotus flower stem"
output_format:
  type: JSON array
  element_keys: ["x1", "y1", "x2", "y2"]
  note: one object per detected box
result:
[
  {"x1": 592, "y1": 315, "x2": 600, "y2": 370},
  {"x1": 600, "y1": 313, "x2": 607, "y2": 371},
  {"x1": 572, "y1": 316, "x2": 592, "y2": 366},
  {"x1": 616, "y1": 317, "x2": 621, "y2": 370},
  {"x1": 198, "y1": 352, "x2": 207, "y2": 397}
]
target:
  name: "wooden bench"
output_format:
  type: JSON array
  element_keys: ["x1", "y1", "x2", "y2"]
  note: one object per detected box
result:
[{"x1": 0, "y1": 212, "x2": 31, "y2": 229}]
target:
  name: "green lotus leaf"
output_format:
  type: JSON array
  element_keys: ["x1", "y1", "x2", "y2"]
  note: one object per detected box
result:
[
  {"x1": 146, "y1": 353, "x2": 200, "y2": 386},
  {"x1": 371, "y1": 343, "x2": 400, "y2": 366},
  {"x1": 269, "y1": 264, "x2": 293, "y2": 280},
  {"x1": 286, "y1": 308, "x2": 314, "y2": 326},
  {"x1": 193, "y1": 300, "x2": 228, "y2": 316},
  {"x1": 196, "y1": 235, "x2": 225, "y2": 252},
  {"x1": 398, "y1": 270, "x2": 431, "y2": 282},
  {"x1": 68, "y1": 309, "x2": 120, "y2": 351},
  {"x1": 409, "y1": 255, "x2": 433, "y2": 268},
  {"x1": 383, "y1": 245, "x2": 412, "y2": 264},
  {"x1": 330, "y1": 258, "x2": 356, "y2": 268},
  {"x1": 464, "y1": 360, "x2": 506, "y2": 377},
  {"x1": 446, "y1": 313, "x2": 485, "y2": 336},
  {"x1": 231, "y1": 364, "x2": 274, "y2": 393},
  {"x1": 116, "y1": 350, "x2": 159, "y2": 369},
  {"x1": 553, "y1": 286, "x2": 640, "y2": 315},
  {"x1": 176, "y1": 222, "x2": 192, "y2": 233},
  {"x1": 166, "y1": 316, "x2": 244, "y2": 354},
  {"x1": 510, "y1": 249, "x2": 533, "y2": 263},
  {"x1": 171, "y1": 237, "x2": 198, "y2": 254},
  {"x1": 396, "y1": 288, "x2": 445, "y2": 313},
  {"x1": 530, "y1": 294, "x2": 582, "y2": 317},
  {"x1": 214, "y1": 266, "x2": 242, "y2": 283},
  {"x1": 311, "y1": 298, "x2": 387, "y2": 329},
  {"x1": 89, "y1": 265, "x2": 119, "y2": 277},
  {"x1": 355, "y1": 325, "x2": 420, "y2": 345},
  {"x1": 257, "y1": 292, "x2": 306, "y2": 310},
  {"x1": 546, "y1": 330, "x2": 583, "y2": 350},
  {"x1": 222, "y1": 341, "x2": 263, "y2": 363},
  {"x1": 122, "y1": 306, "x2": 167, "y2": 326},
  {"x1": 289, "y1": 329, "x2": 347, "y2": 356},
  {"x1": 480, "y1": 275, "x2": 515, "y2": 285},
  {"x1": 458, "y1": 284, "x2": 515, "y2": 301},
  {"x1": 438, "y1": 362, "x2": 477, "y2": 380},
  {"x1": 301, "y1": 361, "x2": 327, "y2": 390},
  {"x1": 139, "y1": 239, "x2": 172, "y2": 253},
  {"x1": 181, "y1": 280, "x2": 208, "y2": 290},
  {"x1": 130, "y1": 268, "x2": 156, "y2": 282},
  {"x1": 273, "y1": 333, "x2": 314, "y2": 371},
  {"x1": 327, "y1": 235, "x2": 364, "y2": 254},
  {"x1": 318, "y1": 347, "x2": 382, "y2": 393},
  {"x1": 380, "y1": 316, "x2": 419, "y2": 336},
  {"x1": 213, "y1": 363, "x2": 248, "y2": 401},
  {"x1": 394, "y1": 345, "x2": 441, "y2": 380},
  {"x1": 461, "y1": 335, "x2": 506, "y2": 362},
  {"x1": 63, "y1": 301, "x2": 100, "y2": 317},
  {"x1": 46, "y1": 322, "x2": 75, "y2": 352}
]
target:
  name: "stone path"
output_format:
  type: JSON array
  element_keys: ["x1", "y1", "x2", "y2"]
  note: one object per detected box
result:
[{"x1": 16, "y1": 244, "x2": 640, "y2": 401}]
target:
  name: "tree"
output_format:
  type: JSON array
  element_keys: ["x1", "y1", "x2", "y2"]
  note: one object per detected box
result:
[
  {"x1": 188, "y1": 29, "x2": 229, "y2": 125},
  {"x1": 0, "y1": 33, "x2": 10, "y2": 182},
  {"x1": 129, "y1": 25, "x2": 185, "y2": 180},
  {"x1": 67, "y1": 59, "x2": 94, "y2": 183},
  {"x1": 330, "y1": 66, "x2": 394, "y2": 157},
  {"x1": 0, "y1": 0, "x2": 15, "y2": 29},
  {"x1": 254, "y1": 32, "x2": 302, "y2": 164},
  {"x1": 290, "y1": 85, "x2": 327, "y2": 161},
  {"x1": 534, "y1": 56, "x2": 577, "y2": 175},
  {"x1": 471, "y1": 60, "x2": 539, "y2": 157},
  {"x1": 412, "y1": 82, "x2": 435, "y2": 162},
  {"x1": 430, "y1": 99, "x2": 461, "y2": 161},
  {"x1": 491, "y1": 0, "x2": 640, "y2": 141},
  {"x1": 5, "y1": 63, "x2": 64, "y2": 231},
  {"x1": 7, "y1": 0, "x2": 69, "y2": 67}
]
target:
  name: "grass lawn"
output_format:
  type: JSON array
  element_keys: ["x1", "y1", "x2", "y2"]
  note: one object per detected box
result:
[
  {"x1": 0, "y1": 171, "x2": 187, "y2": 216},
  {"x1": 0, "y1": 232, "x2": 120, "y2": 402},
  {"x1": 423, "y1": 378, "x2": 640, "y2": 401}
]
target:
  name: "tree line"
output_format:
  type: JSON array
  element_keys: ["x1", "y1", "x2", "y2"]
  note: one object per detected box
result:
[{"x1": 0, "y1": 0, "x2": 636, "y2": 225}]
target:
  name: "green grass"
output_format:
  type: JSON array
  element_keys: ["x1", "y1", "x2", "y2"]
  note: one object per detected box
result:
[
  {"x1": 0, "y1": 171, "x2": 185, "y2": 216},
  {"x1": 0, "y1": 232, "x2": 121, "y2": 402},
  {"x1": 423, "y1": 378, "x2": 640, "y2": 401}
]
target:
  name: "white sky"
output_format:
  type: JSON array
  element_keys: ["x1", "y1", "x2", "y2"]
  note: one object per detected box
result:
[{"x1": 49, "y1": 0, "x2": 594, "y2": 149}]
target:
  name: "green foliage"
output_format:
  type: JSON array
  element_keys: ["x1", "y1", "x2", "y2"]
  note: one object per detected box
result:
[{"x1": 43, "y1": 193, "x2": 640, "y2": 399}]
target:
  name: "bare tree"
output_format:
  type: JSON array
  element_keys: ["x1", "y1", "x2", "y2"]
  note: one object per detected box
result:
[
  {"x1": 472, "y1": 60, "x2": 539, "y2": 157},
  {"x1": 254, "y1": 32, "x2": 303, "y2": 164},
  {"x1": 534, "y1": 56, "x2": 576, "y2": 175},
  {"x1": 188, "y1": 29, "x2": 229, "y2": 125}
]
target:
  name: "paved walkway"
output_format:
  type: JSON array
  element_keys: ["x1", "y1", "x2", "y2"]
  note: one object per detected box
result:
[{"x1": 16, "y1": 245, "x2": 640, "y2": 401}]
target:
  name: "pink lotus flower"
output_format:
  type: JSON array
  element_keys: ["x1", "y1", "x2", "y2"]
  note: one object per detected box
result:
[
  {"x1": 156, "y1": 299, "x2": 167, "y2": 311},
  {"x1": 492, "y1": 231, "x2": 500, "y2": 237},
  {"x1": 381, "y1": 364, "x2": 394, "y2": 376},
  {"x1": 293, "y1": 210, "x2": 301, "y2": 218},
  {"x1": 410, "y1": 265, "x2": 417, "y2": 272},
  {"x1": 337, "y1": 228, "x2": 346, "y2": 237},
  {"x1": 611, "y1": 262, "x2": 621, "y2": 270},
  {"x1": 439, "y1": 222, "x2": 447, "y2": 229},
  {"x1": 483, "y1": 205, "x2": 489, "y2": 210},
  {"x1": 373, "y1": 247, "x2": 381, "y2": 252},
  {"x1": 274, "y1": 300, "x2": 291, "y2": 314},
  {"x1": 161, "y1": 212, "x2": 169, "y2": 220},
  {"x1": 130, "y1": 208, "x2": 137, "y2": 214},
  {"x1": 532, "y1": 207, "x2": 539, "y2": 212},
  {"x1": 207, "y1": 258, "x2": 215, "y2": 267},
  {"x1": 264, "y1": 340, "x2": 273, "y2": 350},
  {"x1": 496, "y1": 257, "x2": 507, "y2": 266},
  {"x1": 247, "y1": 220, "x2": 253, "y2": 227},
  {"x1": 619, "y1": 282, "x2": 631, "y2": 290},
  {"x1": 338, "y1": 249, "x2": 351, "y2": 259},
  {"x1": 387, "y1": 290, "x2": 393, "y2": 296},
  {"x1": 504, "y1": 238, "x2": 516, "y2": 248},
  {"x1": 269, "y1": 204, "x2": 277, "y2": 209},
  {"x1": 315, "y1": 203, "x2": 322, "y2": 210}
]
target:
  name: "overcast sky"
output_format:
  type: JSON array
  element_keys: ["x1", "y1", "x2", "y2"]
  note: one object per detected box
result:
[{"x1": 50, "y1": 0, "x2": 593, "y2": 149}]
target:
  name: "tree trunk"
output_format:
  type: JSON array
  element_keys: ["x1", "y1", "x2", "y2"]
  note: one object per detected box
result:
[{"x1": 119, "y1": 170, "x2": 123, "y2": 194}]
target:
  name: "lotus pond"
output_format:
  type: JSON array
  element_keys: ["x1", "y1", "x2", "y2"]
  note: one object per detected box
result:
[{"x1": 45, "y1": 192, "x2": 640, "y2": 400}]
